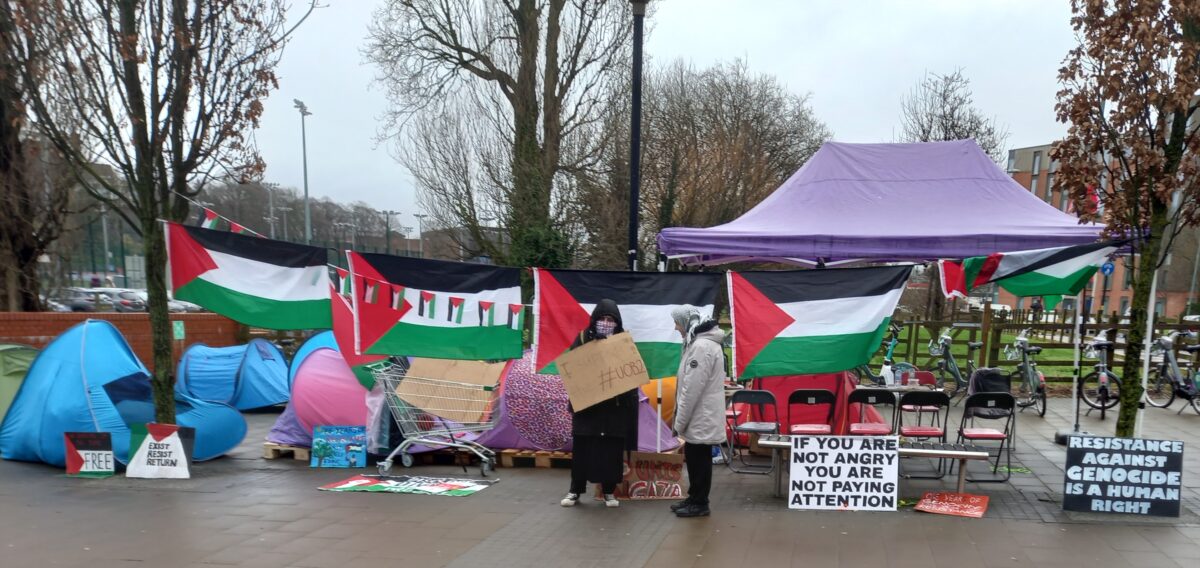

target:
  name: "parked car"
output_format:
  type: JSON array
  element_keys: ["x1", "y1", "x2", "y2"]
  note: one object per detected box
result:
[
  {"x1": 39, "y1": 295, "x2": 72, "y2": 312},
  {"x1": 111, "y1": 290, "x2": 147, "y2": 312},
  {"x1": 131, "y1": 291, "x2": 201, "y2": 313},
  {"x1": 52, "y1": 288, "x2": 101, "y2": 312}
]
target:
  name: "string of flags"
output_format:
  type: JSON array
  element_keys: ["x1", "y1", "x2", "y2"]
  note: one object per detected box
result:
[
  {"x1": 177, "y1": 191, "x2": 266, "y2": 238},
  {"x1": 331, "y1": 266, "x2": 525, "y2": 330}
]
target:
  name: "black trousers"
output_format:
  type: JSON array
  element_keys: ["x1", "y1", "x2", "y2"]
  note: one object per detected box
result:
[
  {"x1": 569, "y1": 435, "x2": 622, "y2": 495},
  {"x1": 684, "y1": 443, "x2": 713, "y2": 506}
]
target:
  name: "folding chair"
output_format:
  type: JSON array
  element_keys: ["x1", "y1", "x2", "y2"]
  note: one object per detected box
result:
[
  {"x1": 786, "y1": 389, "x2": 837, "y2": 435},
  {"x1": 846, "y1": 388, "x2": 895, "y2": 435},
  {"x1": 899, "y1": 371, "x2": 941, "y2": 426},
  {"x1": 956, "y1": 392, "x2": 1016, "y2": 482},
  {"x1": 725, "y1": 390, "x2": 779, "y2": 474},
  {"x1": 896, "y1": 390, "x2": 950, "y2": 479}
]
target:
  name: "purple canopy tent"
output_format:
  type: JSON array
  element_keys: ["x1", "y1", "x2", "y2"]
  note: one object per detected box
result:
[{"x1": 657, "y1": 140, "x2": 1102, "y2": 264}]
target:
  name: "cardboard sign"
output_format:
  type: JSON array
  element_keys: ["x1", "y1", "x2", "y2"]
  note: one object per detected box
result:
[
  {"x1": 397, "y1": 358, "x2": 505, "y2": 423},
  {"x1": 915, "y1": 492, "x2": 989, "y2": 518},
  {"x1": 556, "y1": 332, "x2": 651, "y2": 411},
  {"x1": 126, "y1": 424, "x2": 194, "y2": 479},
  {"x1": 64, "y1": 432, "x2": 115, "y2": 478},
  {"x1": 1064, "y1": 435, "x2": 1184, "y2": 517},
  {"x1": 594, "y1": 451, "x2": 686, "y2": 501},
  {"x1": 311, "y1": 425, "x2": 368, "y2": 468},
  {"x1": 790, "y1": 435, "x2": 898, "y2": 511}
]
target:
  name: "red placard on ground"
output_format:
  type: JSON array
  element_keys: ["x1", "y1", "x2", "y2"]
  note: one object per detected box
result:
[{"x1": 915, "y1": 492, "x2": 989, "y2": 518}]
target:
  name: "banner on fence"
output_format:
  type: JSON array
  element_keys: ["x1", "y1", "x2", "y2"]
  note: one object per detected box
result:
[
  {"x1": 789, "y1": 435, "x2": 898, "y2": 511},
  {"x1": 1063, "y1": 435, "x2": 1184, "y2": 517}
]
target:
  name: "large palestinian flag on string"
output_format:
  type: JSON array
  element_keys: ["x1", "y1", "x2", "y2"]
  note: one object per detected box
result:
[
  {"x1": 939, "y1": 240, "x2": 1122, "y2": 299},
  {"x1": 728, "y1": 266, "x2": 912, "y2": 379},
  {"x1": 330, "y1": 270, "x2": 387, "y2": 389},
  {"x1": 166, "y1": 222, "x2": 331, "y2": 329},
  {"x1": 348, "y1": 252, "x2": 523, "y2": 360},
  {"x1": 533, "y1": 269, "x2": 723, "y2": 378}
]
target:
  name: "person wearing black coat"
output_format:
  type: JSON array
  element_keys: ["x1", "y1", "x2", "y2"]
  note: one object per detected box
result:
[{"x1": 560, "y1": 299, "x2": 639, "y2": 508}]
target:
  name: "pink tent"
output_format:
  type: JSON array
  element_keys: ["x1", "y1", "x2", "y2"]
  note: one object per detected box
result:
[{"x1": 268, "y1": 332, "x2": 367, "y2": 447}]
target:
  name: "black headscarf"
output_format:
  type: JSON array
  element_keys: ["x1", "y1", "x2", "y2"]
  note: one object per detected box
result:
[{"x1": 576, "y1": 298, "x2": 625, "y2": 345}]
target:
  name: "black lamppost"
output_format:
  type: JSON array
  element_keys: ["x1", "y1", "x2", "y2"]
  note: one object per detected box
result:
[{"x1": 628, "y1": 0, "x2": 648, "y2": 271}]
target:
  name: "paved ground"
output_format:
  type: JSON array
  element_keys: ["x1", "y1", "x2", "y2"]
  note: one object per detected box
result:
[{"x1": 1, "y1": 398, "x2": 1199, "y2": 567}]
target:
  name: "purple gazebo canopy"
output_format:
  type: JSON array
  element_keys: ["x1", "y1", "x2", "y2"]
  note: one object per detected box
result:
[{"x1": 657, "y1": 140, "x2": 1102, "y2": 264}]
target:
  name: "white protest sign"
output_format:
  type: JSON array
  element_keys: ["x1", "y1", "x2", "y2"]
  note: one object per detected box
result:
[
  {"x1": 789, "y1": 435, "x2": 898, "y2": 511},
  {"x1": 125, "y1": 423, "x2": 195, "y2": 479}
]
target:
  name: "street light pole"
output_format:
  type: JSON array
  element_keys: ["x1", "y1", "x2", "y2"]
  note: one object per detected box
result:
[
  {"x1": 628, "y1": 0, "x2": 648, "y2": 272},
  {"x1": 294, "y1": 99, "x2": 313, "y2": 244},
  {"x1": 414, "y1": 214, "x2": 428, "y2": 258},
  {"x1": 276, "y1": 206, "x2": 292, "y2": 241},
  {"x1": 381, "y1": 209, "x2": 400, "y2": 255},
  {"x1": 265, "y1": 182, "x2": 278, "y2": 239}
]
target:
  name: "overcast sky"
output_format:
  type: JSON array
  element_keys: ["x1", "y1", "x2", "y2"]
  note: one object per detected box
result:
[{"x1": 254, "y1": 0, "x2": 1077, "y2": 231}]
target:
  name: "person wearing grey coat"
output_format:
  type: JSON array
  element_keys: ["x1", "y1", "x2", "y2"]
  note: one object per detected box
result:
[{"x1": 669, "y1": 305, "x2": 727, "y2": 518}]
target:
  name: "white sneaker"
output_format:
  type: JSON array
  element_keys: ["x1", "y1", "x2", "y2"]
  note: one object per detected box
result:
[
  {"x1": 603, "y1": 494, "x2": 620, "y2": 508},
  {"x1": 560, "y1": 493, "x2": 580, "y2": 507}
]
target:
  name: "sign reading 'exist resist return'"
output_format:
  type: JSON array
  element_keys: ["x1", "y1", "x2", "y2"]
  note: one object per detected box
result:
[{"x1": 1063, "y1": 435, "x2": 1184, "y2": 517}]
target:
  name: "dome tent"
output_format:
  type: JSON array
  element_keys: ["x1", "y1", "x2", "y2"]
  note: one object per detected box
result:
[
  {"x1": 0, "y1": 344, "x2": 37, "y2": 425},
  {"x1": 0, "y1": 320, "x2": 246, "y2": 466},
  {"x1": 175, "y1": 339, "x2": 289, "y2": 410},
  {"x1": 268, "y1": 331, "x2": 368, "y2": 447}
]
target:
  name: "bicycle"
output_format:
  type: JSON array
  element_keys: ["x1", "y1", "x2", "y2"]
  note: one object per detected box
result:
[
  {"x1": 854, "y1": 323, "x2": 917, "y2": 385},
  {"x1": 1145, "y1": 330, "x2": 1200, "y2": 415},
  {"x1": 1079, "y1": 329, "x2": 1121, "y2": 417},
  {"x1": 1002, "y1": 329, "x2": 1046, "y2": 417},
  {"x1": 928, "y1": 329, "x2": 984, "y2": 402}
]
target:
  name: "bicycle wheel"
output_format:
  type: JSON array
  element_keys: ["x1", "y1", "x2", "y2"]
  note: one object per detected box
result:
[
  {"x1": 1144, "y1": 369, "x2": 1176, "y2": 408},
  {"x1": 1034, "y1": 386, "x2": 1047, "y2": 417},
  {"x1": 1080, "y1": 372, "x2": 1121, "y2": 410}
]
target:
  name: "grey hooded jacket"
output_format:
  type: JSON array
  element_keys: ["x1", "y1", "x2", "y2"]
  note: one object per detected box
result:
[{"x1": 673, "y1": 325, "x2": 728, "y2": 445}]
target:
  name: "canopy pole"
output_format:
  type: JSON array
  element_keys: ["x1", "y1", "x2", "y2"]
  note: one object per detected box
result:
[
  {"x1": 657, "y1": 250, "x2": 665, "y2": 453},
  {"x1": 1057, "y1": 282, "x2": 1090, "y2": 445},
  {"x1": 1134, "y1": 267, "x2": 1160, "y2": 439}
]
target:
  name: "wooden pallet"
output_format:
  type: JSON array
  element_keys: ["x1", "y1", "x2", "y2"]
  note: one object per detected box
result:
[
  {"x1": 262, "y1": 442, "x2": 310, "y2": 461},
  {"x1": 413, "y1": 450, "x2": 476, "y2": 466},
  {"x1": 497, "y1": 449, "x2": 572, "y2": 469}
]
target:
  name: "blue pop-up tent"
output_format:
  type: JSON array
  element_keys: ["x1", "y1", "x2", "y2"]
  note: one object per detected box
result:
[
  {"x1": 176, "y1": 339, "x2": 289, "y2": 410},
  {"x1": 0, "y1": 320, "x2": 247, "y2": 467}
]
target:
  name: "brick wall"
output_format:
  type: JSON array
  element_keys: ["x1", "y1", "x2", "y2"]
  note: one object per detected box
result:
[{"x1": 0, "y1": 312, "x2": 244, "y2": 372}]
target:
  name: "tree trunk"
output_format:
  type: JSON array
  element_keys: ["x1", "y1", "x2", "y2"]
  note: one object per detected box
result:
[
  {"x1": 1116, "y1": 210, "x2": 1168, "y2": 436},
  {"x1": 143, "y1": 215, "x2": 176, "y2": 424}
]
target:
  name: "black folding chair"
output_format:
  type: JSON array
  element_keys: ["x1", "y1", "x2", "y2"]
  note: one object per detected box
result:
[
  {"x1": 896, "y1": 390, "x2": 950, "y2": 479},
  {"x1": 955, "y1": 392, "x2": 1016, "y2": 482},
  {"x1": 725, "y1": 390, "x2": 779, "y2": 475},
  {"x1": 786, "y1": 389, "x2": 837, "y2": 435},
  {"x1": 846, "y1": 388, "x2": 895, "y2": 435}
]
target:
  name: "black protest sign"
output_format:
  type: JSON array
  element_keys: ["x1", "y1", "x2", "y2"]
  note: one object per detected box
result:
[
  {"x1": 789, "y1": 435, "x2": 898, "y2": 511},
  {"x1": 1063, "y1": 435, "x2": 1184, "y2": 517}
]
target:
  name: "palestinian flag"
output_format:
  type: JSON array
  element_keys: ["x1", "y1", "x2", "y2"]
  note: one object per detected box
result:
[
  {"x1": 200, "y1": 208, "x2": 220, "y2": 229},
  {"x1": 330, "y1": 282, "x2": 386, "y2": 389},
  {"x1": 166, "y1": 222, "x2": 332, "y2": 330},
  {"x1": 728, "y1": 265, "x2": 912, "y2": 379},
  {"x1": 533, "y1": 269, "x2": 722, "y2": 378},
  {"x1": 348, "y1": 252, "x2": 522, "y2": 360},
  {"x1": 939, "y1": 240, "x2": 1123, "y2": 299}
]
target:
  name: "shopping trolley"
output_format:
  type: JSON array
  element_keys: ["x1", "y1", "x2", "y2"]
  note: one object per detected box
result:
[{"x1": 373, "y1": 359, "x2": 501, "y2": 477}]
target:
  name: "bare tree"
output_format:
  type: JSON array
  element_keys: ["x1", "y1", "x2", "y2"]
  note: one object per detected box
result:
[
  {"x1": 1, "y1": 0, "x2": 314, "y2": 423},
  {"x1": 0, "y1": 8, "x2": 75, "y2": 311},
  {"x1": 1053, "y1": 1, "x2": 1200, "y2": 436},
  {"x1": 365, "y1": 0, "x2": 632, "y2": 269},
  {"x1": 898, "y1": 69, "x2": 1010, "y2": 163},
  {"x1": 572, "y1": 59, "x2": 831, "y2": 269}
]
